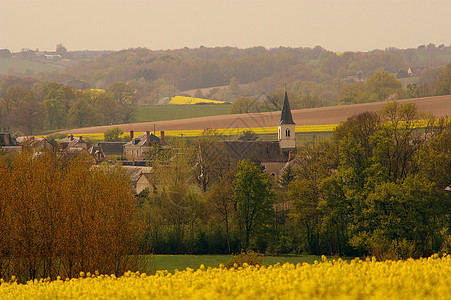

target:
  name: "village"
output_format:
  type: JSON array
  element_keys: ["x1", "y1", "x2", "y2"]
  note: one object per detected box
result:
[{"x1": 0, "y1": 92, "x2": 298, "y2": 195}]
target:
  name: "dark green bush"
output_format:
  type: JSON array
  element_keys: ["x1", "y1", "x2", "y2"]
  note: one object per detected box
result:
[{"x1": 225, "y1": 250, "x2": 263, "y2": 268}]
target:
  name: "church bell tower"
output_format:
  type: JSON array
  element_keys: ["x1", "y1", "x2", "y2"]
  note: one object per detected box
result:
[{"x1": 278, "y1": 90, "x2": 296, "y2": 149}]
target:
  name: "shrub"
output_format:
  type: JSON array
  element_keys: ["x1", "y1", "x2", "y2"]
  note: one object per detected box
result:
[{"x1": 225, "y1": 250, "x2": 263, "y2": 268}]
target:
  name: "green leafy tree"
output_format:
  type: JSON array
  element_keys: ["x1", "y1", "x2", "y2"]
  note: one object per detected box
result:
[
  {"x1": 67, "y1": 98, "x2": 99, "y2": 128},
  {"x1": 407, "y1": 83, "x2": 419, "y2": 98},
  {"x1": 104, "y1": 127, "x2": 123, "y2": 142},
  {"x1": 43, "y1": 98, "x2": 67, "y2": 130},
  {"x1": 106, "y1": 82, "x2": 136, "y2": 123},
  {"x1": 366, "y1": 71, "x2": 405, "y2": 101},
  {"x1": 230, "y1": 97, "x2": 258, "y2": 114},
  {"x1": 371, "y1": 102, "x2": 424, "y2": 182},
  {"x1": 8, "y1": 89, "x2": 43, "y2": 134},
  {"x1": 205, "y1": 167, "x2": 237, "y2": 253},
  {"x1": 233, "y1": 160, "x2": 276, "y2": 250},
  {"x1": 238, "y1": 130, "x2": 258, "y2": 141},
  {"x1": 435, "y1": 63, "x2": 451, "y2": 95},
  {"x1": 338, "y1": 82, "x2": 366, "y2": 104}
]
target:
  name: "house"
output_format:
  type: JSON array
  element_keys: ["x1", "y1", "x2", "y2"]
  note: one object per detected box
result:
[
  {"x1": 61, "y1": 134, "x2": 88, "y2": 150},
  {"x1": 121, "y1": 166, "x2": 153, "y2": 194},
  {"x1": 61, "y1": 147, "x2": 96, "y2": 164},
  {"x1": 221, "y1": 91, "x2": 296, "y2": 175},
  {"x1": 89, "y1": 145, "x2": 105, "y2": 163},
  {"x1": 123, "y1": 131, "x2": 165, "y2": 159}
]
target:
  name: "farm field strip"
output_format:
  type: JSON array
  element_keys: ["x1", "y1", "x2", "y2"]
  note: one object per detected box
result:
[
  {"x1": 48, "y1": 124, "x2": 338, "y2": 140},
  {"x1": 168, "y1": 96, "x2": 228, "y2": 105},
  {"x1": 48, "y1": 119, "x2": 443, "y2": 140},
  {"x1": 2, "y1": 255, "x2": 450, "y2": 299}
]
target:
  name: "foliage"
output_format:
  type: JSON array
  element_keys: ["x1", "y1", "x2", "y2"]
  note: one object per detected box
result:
[
  {"x1": 1, "y1": 255, "x2": 451, "y2": 299},
  {"x1": 191, "y1": 129, "x2": 231, "y2": 192},
  {"x1": 338, "y1": 71, "x2": 406, "y2": 104},
  {"x1": 104, "y1": 127, "x2": 124, "y2": 142},
  {"x1": 238, "y1": 130, "x2": 258, "y2": 141},
  {"x1": 225, "y1": 250, "x2": 263, "y2": 268},
  {"x1": 230, "y1": 97, "x2": 259, "y2": 113},
  {"x1": 233, "y1": 160, "x2": 276, "y2": 250},
  {"x1": 287, "y1": 102, "x2": 451, "y2": 257},
  {"x1": 0, "y1": 151, "x2": 143, "y2": 282}
]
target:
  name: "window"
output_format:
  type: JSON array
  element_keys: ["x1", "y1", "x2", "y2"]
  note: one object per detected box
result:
[{"x1": 286, "y1": 129, "x2": 290, "y2": 137}]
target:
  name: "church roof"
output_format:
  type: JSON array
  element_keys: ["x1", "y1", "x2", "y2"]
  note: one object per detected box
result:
[
  {"x1": 223, "y1": 140, "x2": 289, "y2": 163},
  {"x1": 279, "y1": 91, "x2": 295, "y2": 125}
]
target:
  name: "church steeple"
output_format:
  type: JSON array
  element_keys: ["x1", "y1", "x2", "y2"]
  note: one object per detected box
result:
[
  {"x1": 279, "y1": 91, "x2": 295, "y2": 125},
  {"x1": 277, "y1": 89, "x2": 296, "y2": 150}
]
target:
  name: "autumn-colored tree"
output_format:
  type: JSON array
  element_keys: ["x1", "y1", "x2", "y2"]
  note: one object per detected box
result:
[{"x1": 0, "y1": 151, "x2": 142, "y2": 282}]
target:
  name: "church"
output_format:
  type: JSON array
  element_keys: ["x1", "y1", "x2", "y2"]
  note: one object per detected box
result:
[{"x1": 223, "y1": 90, "x2": 296, "y2": 175}]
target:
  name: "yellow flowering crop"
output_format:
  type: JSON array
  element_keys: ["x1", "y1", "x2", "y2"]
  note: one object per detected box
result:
[
  {"x1": 1, "y1": 255, "x2": 450, "y2": 299},
  {"x1": 169, "y1": 96, "x2": 228, "y2": 105}
]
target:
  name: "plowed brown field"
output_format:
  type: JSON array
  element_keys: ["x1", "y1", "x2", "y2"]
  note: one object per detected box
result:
[{"x1": 62, "y1": 96, "x2": 451, "y2": 134}]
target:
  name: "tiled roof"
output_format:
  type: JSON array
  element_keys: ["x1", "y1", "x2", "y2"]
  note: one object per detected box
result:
[
  {"x1": 98, "y1": 142, "x2": 125, "y2": 156},
  {"x1": 223, "y1": 140, "x2": 289, "y2": 163},
  {"x1": 124, "y1": 133, "x2": 161, "y2": 147}
]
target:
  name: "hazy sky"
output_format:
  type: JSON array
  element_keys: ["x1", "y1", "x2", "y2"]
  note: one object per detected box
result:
[{"x1": 1, "y1": 0, "x2": 450, "y2": 53}]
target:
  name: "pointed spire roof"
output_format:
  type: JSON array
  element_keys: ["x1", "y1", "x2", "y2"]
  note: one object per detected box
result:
[{"x1": 279, "y1": 90, "x2": 295, "y2": 125}]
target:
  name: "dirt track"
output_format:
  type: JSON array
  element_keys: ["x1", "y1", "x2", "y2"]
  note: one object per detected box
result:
[{"x1": 63, "y1": 96, "x2": 451, "y2": 134}]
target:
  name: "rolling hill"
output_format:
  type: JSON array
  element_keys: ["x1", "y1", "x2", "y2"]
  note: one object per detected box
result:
[{"x1": 61, "y1": 95, "x2": 451, "y2": 135}]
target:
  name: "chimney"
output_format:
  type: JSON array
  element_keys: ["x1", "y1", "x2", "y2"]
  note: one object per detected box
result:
[
  {"x1": 160, "y1": 131, "x2": 165, "y2": 145},
  {"x1": 70, "y1": 134, "x2": 73, "y2": 141},
  {"x1": 130, "y1": 131, "x2": 134, "y2": 141},
  {"x1": 146, "y1": 131, "x2": 150, "y2": 145}
]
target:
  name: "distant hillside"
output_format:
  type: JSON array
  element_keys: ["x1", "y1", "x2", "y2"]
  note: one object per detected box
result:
[
  {"x1": 61, "y1": 45, "x2": 451, "y2": 106},
  {"x1": 0, "y1": 58, "x2": 64, "y2": 75}
]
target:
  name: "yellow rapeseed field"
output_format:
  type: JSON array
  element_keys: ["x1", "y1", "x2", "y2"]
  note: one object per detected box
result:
[
  {"x1": 1, "y1": 255, "x2": 450, "y2": 299},
  {"x1": 169, "y1": 96, "x2": 227, "y2": 105}
]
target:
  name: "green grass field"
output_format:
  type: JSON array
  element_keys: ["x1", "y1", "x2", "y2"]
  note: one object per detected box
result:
[
  {"x1": 145, "y1": 254, "x2": 324, "y2": 273},
  {"x1": 0, "y1": 58, "x2": 64, "y2": 74},
  {"x1": 135, "y1": 104, "x2": 232, "y2": 122}
]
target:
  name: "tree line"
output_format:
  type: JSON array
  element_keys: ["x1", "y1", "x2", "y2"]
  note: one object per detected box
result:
[
  {"x1": 136, "y1": 103, "x2": 450, "y2": 259},
  {"x1": 2, "y1": 62, "x2": 450, "y2": 135},
  {"x1": 60, "y1": 46, "x2": 451, "y2": 104},
  {"x1": 0, "y1": 80, "x2": 136, "y2": 134}
]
